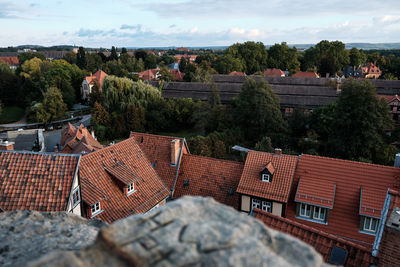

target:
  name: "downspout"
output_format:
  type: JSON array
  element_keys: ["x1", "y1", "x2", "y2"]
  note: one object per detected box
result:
[
  {"x1": 170, "y1": 138, "x2": 185, "y2": 199},
  {"x1": 372, "y1": 188, "x2": 392, "y2": 257}
]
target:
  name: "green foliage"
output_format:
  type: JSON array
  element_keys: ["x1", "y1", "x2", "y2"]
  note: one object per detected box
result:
[
  {"x1": 159, "y1": 66, "x2": 175, "y2": 81},
  {"x1": 20, "y1": 57, "x2": 43, "y2": 79},
  {"x1": 92, "y1": 101, "x2": 111, "y2": 126},
  {"x1": 18, "y1": 52, "x2": 45, "y2": 65},
  {"x1": 76, "y1": 47, "x2": 86, "y2": 69},
  {"x1": 35, "y1": 87, "x2": 67, "y2": 123},
  {"x1": 233, "y1": 78, "x2": 287, "y2": 143},
  {"x1": 349, "y1": 48, "x2": 367, "y2": 67},
  {"x1": 179, "y1": 57, "x2": 188, "y2": 72},
  {"x1": 255, "y1": 136, "x2": 274, "y2": 152},
  {"x1": 214, "y1": 55, "x2": 243, "y2": 74},
  {"x1": 144, "y1": 54, "x2": 160, "y2": 69},
  {"x1": 0, "y1": 106, "x2": 25, "y2": 123},
  {"x1": 225, "y1": 41, "x2": 268, "y2": 74},
  {"x1": 109, "y1": 46, "x2": 118, "y2": 61},
  {"x1": 121, "y1": 47, "x2": 128, "y2": 54},
  {"x1": 267, "y1": 42, "x2": 300, "y2": 73}
]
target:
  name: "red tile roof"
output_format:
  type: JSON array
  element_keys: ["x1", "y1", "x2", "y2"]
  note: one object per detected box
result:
[
  {"x1": 378, "y1": 94, "x2": 400, "y2": 103},
  {"x1": 292, "y1": 72, "x2": 319, "y2": 78},
  {"x1": 359, "y1": 187, "x2": 386, "y2": 218},
  {"x1": 0, "y1": 151, "x2": 79, "y2": 212},
  {"x1": 264, "y1": 68, "x2": 285, "y2": 77},
  {"x1": 174, "y1": 154, "x2": 244, "y2": 209},
  {"x1": 253, "y1": 209, "x2": 377, "y2": 267},
  {"x1": 237, "y1": 150, "x2": 298, "y2": 203},
  {"x1": 361, "y1": 63, "x2": 381, "y2": 75},
  {"x1": 0, "y1": 57, "x2": 19, "y2": 66},
  {"x1": 228, "y1": 71, "x2": 246, "y2": 76},
  {"x1": 295, "y1": 177, "x2": 336, "y2": 209},
  {"x1": 287, "y1": 154, "x2": 400, "y2": 248},
  {"x1": 80, "y1": 176, "x2": 106, "y2": 206},
  {"x1": 138, "y1": 69, "x2": 159, "y2": 80},
  {"x1": 60, "y1": 123, "x2": 103, "y2": 154},
  {"x1": 170, "y1": 69, "x2": 184, "y2": 81},
  {"x1": 79, "y1": 137, "x2": 169, "y2": 223},
  {"x1": 130, "y1": 132, "x2": 188, "y2": 191},
  {"x1": 104, "y1": 160, "x2": 141, "y2": 185},
  {"x1": 85, "y1": 70, "x2": 108, "y2": 86}
]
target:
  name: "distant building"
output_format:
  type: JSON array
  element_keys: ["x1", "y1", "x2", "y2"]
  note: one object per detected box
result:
[
  {"x1": 360, "y1": 62, "x2": 382, "y2": 79},
  {"x1": 228, "y1": 71, "x2": 246, "y2": 76},
  {"x1": 378, "y1": 94, "x2": 400, "y2": 122},
  {"x1": 264, "y1": 68, "x2": 285, "y2": 77},
  {"x1": 173, "y1": 54, "x2": 197, "y2": 63},
  {"x1": 292, "y1": 71, "x2": 319, "y2": 78},
  {"x1": 0, "y1": 57, "x2": 19, "y2": 69},
  {"x1": 138, "y1": 69, "x2": 160, "y2": 80},
  {"x1": 176, "y1": 47, "x2": 189, "y2": 53},
  {"x1": 59, "y1": 123, "x2": 103, "y2": 154},
  {"x1": 81, "y1": 70, "x2": 108, "y2": 100}
]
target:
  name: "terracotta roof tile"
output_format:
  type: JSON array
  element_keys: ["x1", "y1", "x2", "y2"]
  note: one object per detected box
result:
[
  {"x1": 104, "y1": 160, "x2": 141, "y2": 185},
  {"x1": 0, "y1": 151, "x2": 79, "y2": 212},
  {"x1": 174, "y1": 154, "x2": 244, "y2": 209},
  {"x1": 295, "y1": 177, "x2": 336, "y2": 209},
  {"x1": 80, "y1": 176, "x2": 107, "y2": 206},
  {"x1": 80, "y1": 137, "x2": 169, "y2": 223},
  {"x1": 254, "y1": 209, "x2": 377, "y2": 267},
  {"x1": 130, "y1": 132, "x2": 187, "y2": 191},
  {"x1": 60, "y1": 123, "x2": 103, "y2": 154},
  {"x1": 292, "y1": 72, "x2": 319, "y2": 78},
  {"x1": 0, "y1": 57, "x2": 19, "y2": 66},
  {"x1": 287, "y1": 154, "x2": 400, "y2": 248},
  {"x1": 264, "y1": 68, "x2": 285, "y2": 77},
  {"x1": 359, "y1": 187, "x2": 386, "y2": 218},
  {"x1": 237, "y1": 151, "x2": 298, "y2": 203},
  {"x1": 85, "y1": 70, "x2": 108, "y2": 86}
]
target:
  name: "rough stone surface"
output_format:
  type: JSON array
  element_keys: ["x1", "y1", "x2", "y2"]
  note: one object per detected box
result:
[
  {"x1": 0, "y1": 210, "x2": 105, "y2": 267},
  {"x1": 29, "y1": 197, "x2": 327, "y2": 267}
]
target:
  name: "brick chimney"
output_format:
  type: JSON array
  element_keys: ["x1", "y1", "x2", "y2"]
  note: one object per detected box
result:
[
  {"x1": 274, "y1": 148, "x2": 282, "y2": 155},
  {"x1": 0, "y1": 140, "x2": 14, "y2": 151},
  {"x1": 170, "y1": 139, "x2": 181, "y2": 166}
]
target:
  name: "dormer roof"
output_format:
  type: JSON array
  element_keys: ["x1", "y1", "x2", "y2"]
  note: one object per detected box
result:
[
  {"x1": 295, "y1": 177, "x2": 336, "y2": 209},
  {"x1": 104, "y1": 160, "x2": 141, "y2": 185},
  {"x1": 262, "y1": 162, "x2": 275, "y2": 175},
  {"x1": 359, "y1": 187, "x2": 386, "y2": 218}
]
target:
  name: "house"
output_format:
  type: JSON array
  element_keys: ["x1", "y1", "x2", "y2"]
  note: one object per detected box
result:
[
  {"x1": 264, "y1": 68, "x2": 285, "y2": 77},
  {"x1": 59, "y1": 123, "x2": 103, "y2": 154},
  {"x1": 81, "y1": 70, "x2": 108, "y2": 100},
  {"x1": 343, "y1": 66, "x2": 363, "y2": 78},
  {"x1": 176, "y1": 47, "x2": 189, "y2": 53},
  {"x1": 169, "y1": 69, "x2": 185, "y2": 81},
  {"x1": 285, "y1": 154, "x2": 400, "y2": 250},
  {"x1": 228, "y1": 71, "x2": 246, "y2": 76},
  {"x1": 173, "y1": 54, "x2": 198, "y2": 63},
  {"x1": 130, "y1": 132, "x2": 189, "y2": 192},
  {"x1": 236, "y1": 149, "x2": 298, "y2": 216},
  {"x1": 378, "y1": 94, "x2": 400, "y2": 122},
  {"x1": 292, "y1": 71, "x2": 320, "y2": 78},
  {"x1": 0, "y1": 150, "x2": 81, "y2": 215},
  {"x1": 174, "y1": 154, "x2": 244, "y2": 209},
  {"x1": 138, "y1": 69, "x2": 160, "y2": 80},
  {"x1": 360, "y1": 63, "x2": 382, "y2": 79},
  {"x1": 79, "y1": 137, "x2": 169, "y2": 223},
  {"x1": 0, "y1": 57, "x2": 19, "y2": 69}
]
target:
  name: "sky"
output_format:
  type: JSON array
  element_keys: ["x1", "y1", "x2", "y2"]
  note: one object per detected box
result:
[{"x1": 1, "y1": 0, "x2": 400, "y2": 48}]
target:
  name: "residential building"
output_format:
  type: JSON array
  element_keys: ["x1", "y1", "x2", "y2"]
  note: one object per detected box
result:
[
  {"x1": 59, "y1": 123, "x2": 103, "y2": 154},
  {"x1": 170, "y1": 69, "x2": 185, "y2": 81},
  {"x1": 236, "y1": 149, "x2": 298, "y2": 216},
  {"x1": 378, "y1": 94, "x2": 400, "y2": 122},
  {"x1": 79, "y1": 137, "x2": 169, "y2": 223},
  {"x1": 5, "y1": 129, "x2": 44, "y2": 152},
  {"x1": 138, "y1": 69, "x2": 160, "y2": 80},
  {"x1": 264, "y1": 68, "x2": 285, "y2": 77},
  {"x1": 173, "y1": 54, "x2": 198, "y2": 63},
  {"x1": 81, "y1": 70, "x2": 108, "y2": 100},
  {"x1": 176, "y1": 47, "x2": 189, "y2": 53},
  {"x1": 360, "y1": 63, "x2": 382, "y2": 79},
  {"x1": 228, "y1": 71, "x2": 246, "y2": 76},
  {"x1": 292, "y1": 71, "x2": 320, "y2": 78},
  {"x1": 0, "y1": 57, "x2": 19, "y2": 69},
  {"x1": 0, "y1": 151, "x2": 81, "y2": 215}
]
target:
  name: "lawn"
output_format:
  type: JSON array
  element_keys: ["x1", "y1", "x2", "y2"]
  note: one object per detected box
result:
[{"x1": 0, "y1": 106, "x2": 25, "y2": 124}]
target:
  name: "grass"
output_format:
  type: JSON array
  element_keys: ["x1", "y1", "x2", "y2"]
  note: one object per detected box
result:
[{"x1": 0, "y1": 106, "x2": 25, "y2": 124}]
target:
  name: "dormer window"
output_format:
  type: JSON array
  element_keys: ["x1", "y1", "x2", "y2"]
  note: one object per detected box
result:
[
  {"x1": 360, "y1": 216, "x2": 379, "y2": 234},
  {"x1": 90, "y1": 201, "x2": 102, "y2": 217},
  {"x1": 127, "y1": 182, "x2": 136, "y2": 196},
  {"x1": 262, "y1": 174, "x2": 271, "y2": 182}
]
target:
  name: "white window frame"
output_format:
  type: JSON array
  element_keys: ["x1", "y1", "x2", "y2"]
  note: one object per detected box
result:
[
  {"x1": 262, "y1": 201, "x2": 272, "y2": 213},
  {"x1": 127, "y1": 182, "x2": 135, "y2": 195},
  {"x1": 299, "y1": 203, "x2": 312, "y2": 218},
  {"x1": 363, "y1": 216, "x2": 379, "y2": 233},
  {"x1": 252, "y1": 198, "x2": 261, "y2": 209},
  {"x1": 72, "y1": 187, "x2": 80, "y2": 208},
  {"x1": 262, "y1": 174, "x2": 271, "y2": 182},
  {"x1": 91, "y1": 202, "x2": 101, "y2": 216},
  {"x1": 313, "y1": 206, "x2": 326, "y2": 221}
]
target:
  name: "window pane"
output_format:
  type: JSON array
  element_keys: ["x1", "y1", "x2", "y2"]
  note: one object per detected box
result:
[
  {"x1": 314, "y1": 207, "x2": 320, "y2": 218},
  {"x1": 301, "y1": 204, "x2": 305, "y2": 215},
  {"x1": 306, "y1": 205, "x2": 311, "y2": 217},
  {"x1": 365, "y1": 217, "x2": 371, "y2": 230},
  {"x1": 371, "y1": 218, "x2": 377, "y2": 231}
]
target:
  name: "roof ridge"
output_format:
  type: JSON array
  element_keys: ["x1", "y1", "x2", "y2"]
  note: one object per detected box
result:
[
  {"x1": 248, "y1": 150, "x2": 299, "y2": 159},
  {"x1": 82, "y1": 137, "x2": 135, "y2": 158},
  {"x1": 130, "y1": 131, "x2": 184, "y2": 140},
  {"x1": 182, "y1": 153, "x2": 244, "y2": 165},
  {"x1": 302, "y1": 154, "x2": 400, "y2": 170}
]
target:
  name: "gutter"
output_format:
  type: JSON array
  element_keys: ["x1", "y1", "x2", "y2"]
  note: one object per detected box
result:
[
  {"x1": 372, "y1": 188, "x2": 392, "y2": 257},
  {"x1": 170, "y1": 138, "x2": 185, "y2": 198}
]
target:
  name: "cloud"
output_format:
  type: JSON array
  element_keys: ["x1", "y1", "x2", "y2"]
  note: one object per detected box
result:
[
  {"x1": 120, "y1": 24, "x2": 143, "y2": 31},
  {"x1": 169, "y1": 24, "x2": 176, "y2": 28}
]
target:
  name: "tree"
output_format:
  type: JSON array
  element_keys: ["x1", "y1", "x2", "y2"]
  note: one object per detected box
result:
[
  {"x1": 214, "y1": 55, "x2": 243, "y2": 74},
  {"x1": 18, "y1": 52, "x2": 45, "y2": 65},
  {"x1": 328, "y1": 79, "x2": 392, "y2": 162},
  {"x1": 225, "y1": 41, "x2": 268, "y2": 74},
  {"x1": 126, "y1": 104, "x2": 146, "y2": 132},
  {"x1": 121, "y1": 47, "x2": 128, "y2": 54},
  {"x1": 20, "y1": 57, "x2": 43, "y2": 79},
  {"x1": 255, "y1": 136, "x2": 274, "y2": 152},
  {"x1": 159, "y1": 66, "x2": 175, "y2": 81},
  {"x1": 208, "y1": 84, "x2": 221, "y2": 107},
  {"x1": 35, "y1": 87, "x2": 67, "y2": 122},
  {"x1": 92, "y1": 101, "x2": 111, "y2": 126},
  {"x1": 267, "y1": 42, "x2": 300, "y2": 73},
  {"x1": 144, "y1": 54, "x2": 159, "y2": 69},
  {"x1": 349, "y1": 48, "x2": 366, "y2": 67},
  {"x1": 233, "y1": 78, "x2": 287, "y2": 142},
  {"x1": 109, "y1": 46, "x2": 118, "y2": 61},
  {"x1": 179, "y1": 57, "x2": 188, "y2": 72},
  {"x1": 0, "y1": 101, "x2": 2, "y2": 116},
  {"x1": 76, "y1": 47, "x2": 86, "y2": 69},
  {"x1": 63, "y1": 52, "x2": 77, "y2": 65}
]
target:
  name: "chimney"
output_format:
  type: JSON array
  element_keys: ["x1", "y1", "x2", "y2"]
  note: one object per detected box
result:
[
  {"x1": 394, "y1": 153, "x2": 400, "y2": 167},
  {"x1": 54, "y1": 145, "x2": 58, "y2": 152},
  {"x1": 0, "y1": 140, "x2": 14, "y2": 151},
  {"x1": 274, "y1": 148, "x2": 282, "y2": 155},
  {"x1": 91, "y1": 130, "x2": 96, "y2": 139},
  {"x1": 170, "y1": 139, "x2": 180, "y2": 166}
]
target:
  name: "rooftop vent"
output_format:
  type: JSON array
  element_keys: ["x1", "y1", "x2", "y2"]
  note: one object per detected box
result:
[
  {"x1": 228, "y1": 188, "x2": 234, "y2": 195},
  {"x1": 183, "y1": 179, "x2": 189, "y2": 186},
  {"x1": 274, "y1": 148, "x2": 282, "y2": 155}
]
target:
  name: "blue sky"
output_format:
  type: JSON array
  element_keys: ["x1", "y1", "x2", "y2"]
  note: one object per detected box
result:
[{"x1": 1, "y1": 0, "x2": 400, "y2": 47}]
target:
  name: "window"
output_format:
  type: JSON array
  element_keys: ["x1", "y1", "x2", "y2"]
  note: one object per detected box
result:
[
  {"x1": 363, "y1": 217, "x2": 379, "y2": 233},
  {"x1": 262, "y1": 201, "x2": 272, "y2": 212},
  {"x1": 299, "y1": 203, "x2": 312, "y2": 218},
  {"x1": 262, "y1": 174, "x2": 271, "y2": 182},
  {"x1": 127, "y1": 182, "x2": 135, "y2": 194},
  {"x1": 252, "y1": 198, "x2": 260, "y2": 209},
  {"x1": 313, "y1": 206, "x2": 326, "y2": 221},
  {"x1": 72, "y1": 187, "x2": 80, "y2": 207},
  {"x1": 91, "y1": 202, "x2": 101, "y2": 216}
]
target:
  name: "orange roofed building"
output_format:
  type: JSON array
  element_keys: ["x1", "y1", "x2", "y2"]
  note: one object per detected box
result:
[
  {"x1": 264, "y1": 68, "x2": 285, "y2": 77},
  {"x1": 361, "y1": 63, "x2": 382, "y2": 79},
  {"x1": 79, "y1": 137, "x2": 170, "y2": 223},
  {"x1": 0, "y1": 57, "x2": 19, "y2": 69},
  {"x1": 0, "y1": 151, "x2": 82, "y2": 215},
  {"x1": 138, "y1": 69, "x2": 159, "y2": 80},
  {"x1": 60, "y1": 123, "x2": 103, "y2": 154},
  {"x1": 292, "y1": 71, "x2": 319, "y2": 78},
  {"x1": 228, "y1": 71, "x2": 246, "y2": 76},
  {"x1": 81, "y1": 70, "x2": 108, "y2": 100}
]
